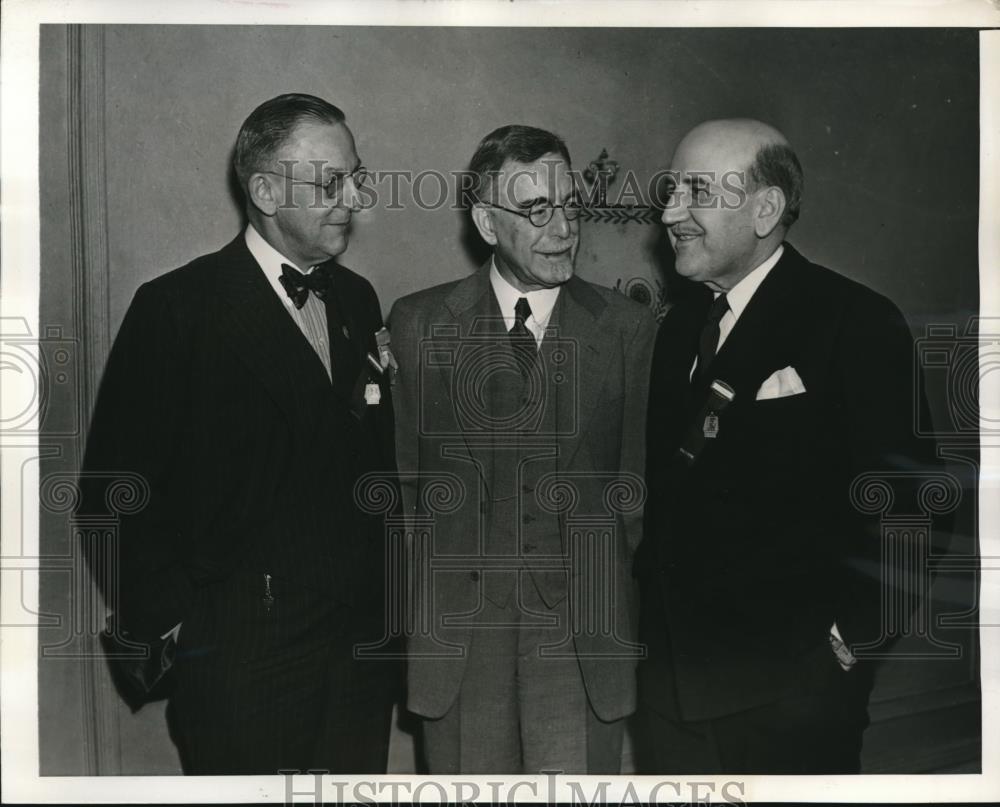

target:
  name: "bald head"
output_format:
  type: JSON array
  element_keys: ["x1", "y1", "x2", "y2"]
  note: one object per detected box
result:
[
  {"x1": 661, "y1": 118, "x2": 803, "y2": 291},
  {"x1": 681, "y1": 119, "x2": 802, "y2": 228},
  {"x1": 682, "y1": 118, "x2": 789, "y2": 157}
]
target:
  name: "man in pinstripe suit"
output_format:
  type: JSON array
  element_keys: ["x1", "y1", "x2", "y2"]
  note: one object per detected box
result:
[{"x1": 81, "y1": 94, "x2": 399, "y2": 774}]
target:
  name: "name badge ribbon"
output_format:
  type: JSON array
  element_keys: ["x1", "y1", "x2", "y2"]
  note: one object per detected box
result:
[{"x1": 677, "y1": 379, "x2": 736, "y2": 465}]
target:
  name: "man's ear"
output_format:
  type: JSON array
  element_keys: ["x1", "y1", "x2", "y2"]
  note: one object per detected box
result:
[
  {"x1": 470, "y1": 204, "x2": 498, "y2": 246},
  {"x1": 753, "y1": 186, "x2": 786, "y2": 238},
  {"x1": 247, "y1": 173, "x2": 279, "y2": 217}
]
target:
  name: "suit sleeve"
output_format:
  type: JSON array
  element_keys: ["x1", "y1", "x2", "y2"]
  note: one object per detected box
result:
[
  {"x1": 832, "y1": 289, "x2": 939, "y2": 652},
  {"x1": 621, "y1": 306, "x2": 658, "y2": 555},
  {"x1": 78, "y1": 282, "x2": 195, "y2": 641},
  {"x1": 386, "y1": 299, "x2": 421, "y2": 525}
]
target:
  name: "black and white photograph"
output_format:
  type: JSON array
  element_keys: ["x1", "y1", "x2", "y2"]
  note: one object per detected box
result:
[{"x1": 1, "y1": 0, "x2": 998, "y2": 803}]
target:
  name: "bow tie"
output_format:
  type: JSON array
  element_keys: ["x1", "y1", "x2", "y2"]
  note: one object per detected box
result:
[{"x1": 279, "y1": 263, "x2": 331, "y2": 309}]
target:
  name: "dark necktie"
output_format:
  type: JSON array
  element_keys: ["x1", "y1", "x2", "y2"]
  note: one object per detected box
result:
[
  {"x1": 695, "y1": 293, "x2": 729, "y2": 385},
  {"x1": 279, "y1": 263, "x2": 331, "y2": 309},
  {"x1": 509, "y1": 297, "x2": 537, "y2": 374}
]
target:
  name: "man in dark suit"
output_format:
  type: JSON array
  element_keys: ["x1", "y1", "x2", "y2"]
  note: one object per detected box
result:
[
  {"x1": 636, "y1": 119, "x2": 936, "y2": 773},
  {"x1": 390, "y1": 125, "x2": 656, "y2": 773},
  {"x1": 80, "y1": 94, "x2": 399, "y2": 774}
]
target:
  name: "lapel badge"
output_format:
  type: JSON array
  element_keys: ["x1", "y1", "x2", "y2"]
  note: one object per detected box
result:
[
  {"x1": 703, "y1": 380, "x2": 735, "y2": 440},
  {"x1": 364, "y1": 382, "x2": 382, "y2": 406},
  {"x1": 375, "y1": 326, "x2": 399, "y2": 385}
]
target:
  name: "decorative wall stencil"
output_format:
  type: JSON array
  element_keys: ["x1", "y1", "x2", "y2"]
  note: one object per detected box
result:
[
  {"x1": 580, "y1": 148, "x2": 658, "y2": 226},
  {"x1": 582, "y1": 148, "x2": 620, "y2": 206},
  {"x1": 613, "y1": 277, "x2": 670, "y2": 322},
  {"x1": 579, "y1": 206, "x2": 660, "y2": 225}
]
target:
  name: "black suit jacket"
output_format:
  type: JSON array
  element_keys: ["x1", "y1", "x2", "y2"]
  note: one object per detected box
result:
[
  {"x1": 637, "y1": 243, "x2": 937, "y2": 721},
  {"x1": 80, "y1": 234, "x2": 395, "y2": 645}
]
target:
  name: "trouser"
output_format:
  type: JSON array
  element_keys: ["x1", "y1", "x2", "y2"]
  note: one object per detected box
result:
[
  {"x1": 636, "y1": 649, "x2": 876, "y2": 774},
  {"x1": 421, "y1": 571, "x2": 624, "y2": 775},
  {"x1": 167, "y1": 570, "x2": 400, "y2": 775}
]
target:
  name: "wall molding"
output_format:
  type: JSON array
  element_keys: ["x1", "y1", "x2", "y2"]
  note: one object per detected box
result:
[
  {"x1": 66, "y1": 23, "x2": 120, "y2": 776},
  {"x1": 67, "y1": 24, "x2": 112, "y2": 417}
]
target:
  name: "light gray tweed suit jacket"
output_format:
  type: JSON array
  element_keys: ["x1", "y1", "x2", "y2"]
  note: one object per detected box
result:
[{"x1": 389, "y1": 262, "x2": 656, "y2": 722}]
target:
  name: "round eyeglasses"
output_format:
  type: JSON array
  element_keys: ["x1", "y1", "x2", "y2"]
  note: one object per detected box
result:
[{"x1": 484, "y1": 200, "x2": 583, "y2": 228}]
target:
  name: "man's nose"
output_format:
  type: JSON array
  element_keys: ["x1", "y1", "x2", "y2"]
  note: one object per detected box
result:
[
  {"x1": 661, "y1": 192, "x2": 688, "y2": 226},
  {"x1": 548, "y1": 207, "x2": 573, "y2": 238},
  {"x1": 340, "y1": 175, "x2": 363, "y2": 212}
]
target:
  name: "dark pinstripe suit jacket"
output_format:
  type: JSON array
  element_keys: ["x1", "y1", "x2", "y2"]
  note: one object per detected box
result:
[
  {"x1": 80, "y1": 234, "x2": 395, "y2": 648},
  {"x1": 637, "y1": 243, "x2": 938, "y2": 722}
]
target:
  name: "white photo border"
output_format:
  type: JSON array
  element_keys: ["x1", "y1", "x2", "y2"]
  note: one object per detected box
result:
[{"x1": 2, "y1": 1, "x2": 998, "y2": 803}]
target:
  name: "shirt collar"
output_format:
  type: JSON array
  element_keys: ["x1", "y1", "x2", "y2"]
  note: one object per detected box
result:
[
  {"x1": 245, "y1": 223, "x2": 320, "y2": 310},
  {"x1": 488, "y1": 257, "x2": 561, "y2": 329},
  {"x1": 720, "y1": 244, "x2": 784, "y2": 321}
]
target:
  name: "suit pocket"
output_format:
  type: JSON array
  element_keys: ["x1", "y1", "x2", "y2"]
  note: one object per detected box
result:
[
  {"x1": 747, "y1": 391, "x2": 812, "y2": 429},
  {"x1": 742, "y1": 393, "x2": 815, "y2": 476},
  {"x1": 750, "y1": 390, "x2": 810, "y2": 411},
  {"x1": 591, "y1": 393, "x2": 624, "y2": 462}
]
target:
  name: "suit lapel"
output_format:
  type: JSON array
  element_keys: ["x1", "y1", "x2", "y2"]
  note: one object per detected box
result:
[
  {"x1": 547, "y1": 275, "x2": 612, "y2": 471},
  {"x1": 657, "y1": 288, "x2": 711, "y2": 447},
  {"x1": 212, "y1": 236, "x2": 332, "y2": 435},
  {"x1": 437, "y1": 267, "x2": 617, "y2": 484},
  {"x1": 686, "y1": 244, "x2": 804, "y2": 426},
  {"x1": 322, "y1": 263, "x2": 365, "y2": 407},
  {"x1": 439, "y1": 264, "x2": 506, "y2": 493},
  {"x1": 700, "y1": 244, "x2": 803, "y2": 405}
]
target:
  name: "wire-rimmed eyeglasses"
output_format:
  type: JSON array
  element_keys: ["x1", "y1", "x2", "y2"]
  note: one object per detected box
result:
[
  {"x1": 483, "y1": 199, "x2": 583, "y2": 228},
  {"x1": 261, "y1": 165, "x2": 370, "y2": 202}
]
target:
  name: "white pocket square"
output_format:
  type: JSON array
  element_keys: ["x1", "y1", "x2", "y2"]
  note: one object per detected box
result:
[{"x1": 755, "y1": 365, "x2": 807, "y2": 400}]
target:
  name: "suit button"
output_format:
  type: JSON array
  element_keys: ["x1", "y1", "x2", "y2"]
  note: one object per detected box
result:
[
  {"x1": 522, "y1": 543, "x2": 535, "y2": 554},
  {"x1": 522, "y1": 484, "x2": 534, "y2": 494},
  {"x1": 522, "y1": 513, "x2": 535, "y2": 524},
  {"x1": 470, "y1": 571, "x2": 480, "y2": 582}
]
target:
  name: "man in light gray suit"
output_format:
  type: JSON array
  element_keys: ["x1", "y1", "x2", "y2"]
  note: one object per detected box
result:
[{"x1": 389, "y1": 125, "x2": 656, "y2": 774}]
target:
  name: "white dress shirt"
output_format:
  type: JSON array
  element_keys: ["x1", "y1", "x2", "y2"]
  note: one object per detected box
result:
[
  {"x1": 244, "y1": 223, "x2": 332, "y2": 380},
  {"x1": 717, "y1": 244, "x2": 784, "y2": 351},
  {"x1": 691, "y1": 244, "x2": 784, "y2": 379},
  {"x1": 489, "y1": 258, "x2": 561, "y2": 347}
]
